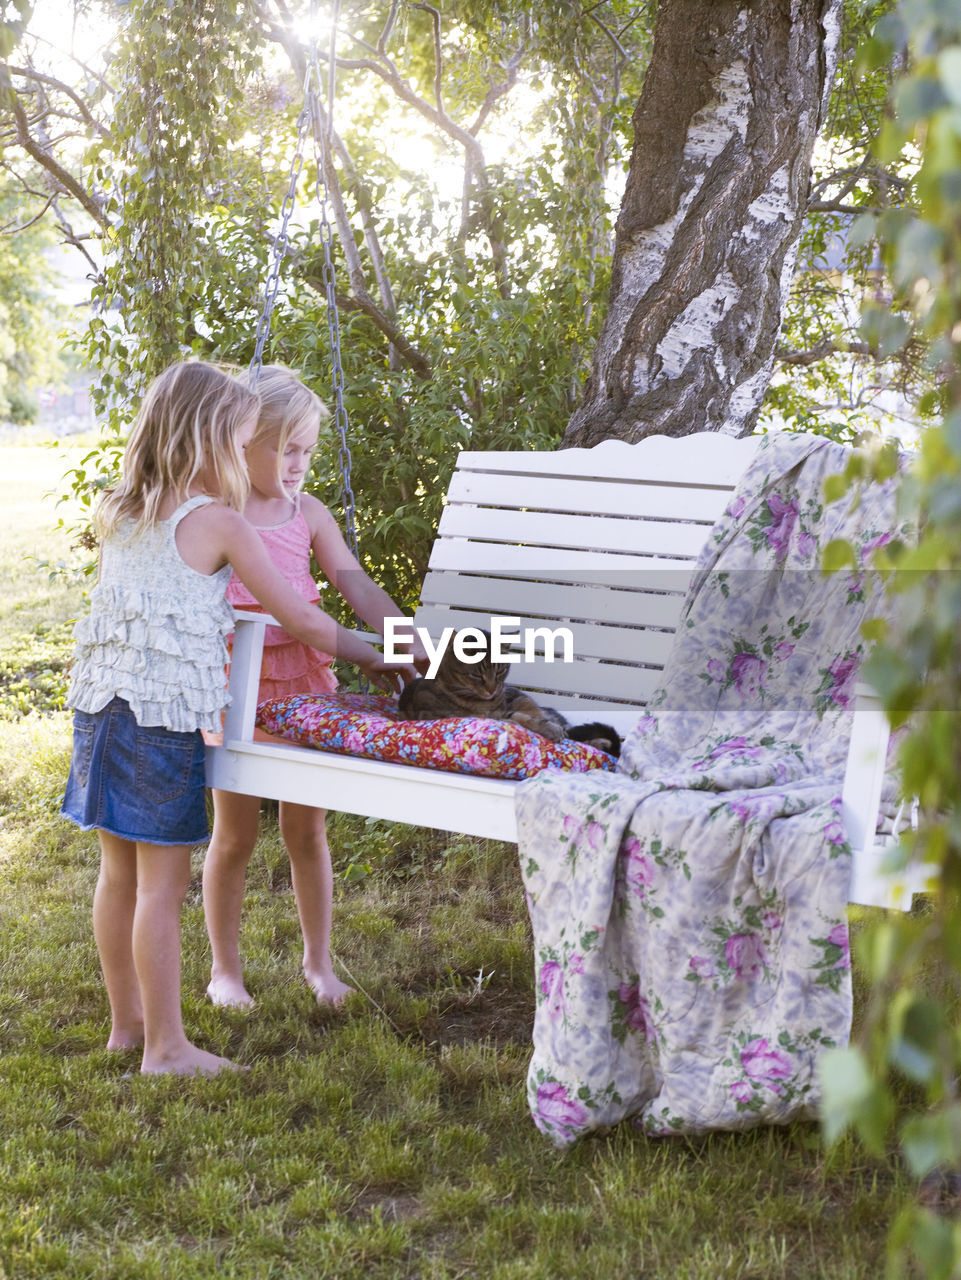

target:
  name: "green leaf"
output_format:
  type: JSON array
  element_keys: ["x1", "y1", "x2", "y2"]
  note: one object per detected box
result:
[
  {"x1": 860, "y1": 617, "x2": 888, "y2": 643},
  {"x1": 823, "y1": 474, "x2": 851, "y2": 505},
  {"x1": 901, "y1": 1107, "x2": 961, "y2": 1178},
  {"x1": 904, "y1": 1208, "x2": 961, "y2": 1280},
  {"x1": 847, "y1": 213, "x2": 878, "y2": 250},
  {"x1": 821, "y1": 538, "x2": 858, "y2": 573},
  {"x1": 819, "y1": 1046, "x2": 887, "y2": 1149},
  {"x1": 891, "y1": 218, "x2": 945, "y2": 290},
  {"x1": 894, "y1": 74, "x2": 950, "y2": 127},
  {"x1": 889, "y1": 991, "x2": 944, "y2": 1084},
  {"x1": 939, "y1": 46, "x2": 961, "y2": 107}
]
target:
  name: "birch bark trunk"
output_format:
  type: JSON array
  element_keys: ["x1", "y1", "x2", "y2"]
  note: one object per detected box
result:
[{"x1": 563, "y1": 0, "x2": 842, "y2": 447}]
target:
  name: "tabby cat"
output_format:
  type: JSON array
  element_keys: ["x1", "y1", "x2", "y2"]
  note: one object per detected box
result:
[{"x1": 398, "y1": 633, "x2": 622, "y2": 757}]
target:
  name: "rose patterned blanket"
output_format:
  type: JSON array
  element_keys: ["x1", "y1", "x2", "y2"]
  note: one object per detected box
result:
[{"x1": 515, "y1": 431, "x2": 908, "y2": 1144}]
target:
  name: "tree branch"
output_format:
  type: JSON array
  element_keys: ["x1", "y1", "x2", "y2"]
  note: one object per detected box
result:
[
  {"x1": 301, "y1": 281, "x2": 433, "y2": 379},
  {"x1": 468, "y1": 20, "x2": 530, "y2": 136},
  {"x1": 322, "y1": 49, "x2": 485, "y2": 168},
  {"x1": 587, "y1": 8, "x2": 630, "y2": 62},
  {"x1": 50, "y1": 197, "x2": 101, "y2": 274},
  {"x1": 256, "y1": 0, "x2": 433, "y2": 377},
  {"x1": 806, "y1": 199, "x2": 886, "y2": 215},
  {"x1": 330, "y1": 128, "x2": 398, "y2": 319},
  {"x1": 4, "y1": 63, "x2": 109, "y2": 137},
  {"x1": 0, "y1": 191, "x2": 56, "y2": 232},
  {"x1": 776, "y1": 339, "x2": 878, "y2": 366},
  {"x1": 411, "y1": 3, "x2": 444, "y2": 116},
  {"x1": 28, "y1": 33, "x2": 114, "y2": 98},
  {"x1": 6, "y1": 84, "x2": 105, "y2": 225},
  {"x1": 377, "y1": 1, "x2": 400, "y2": 55}
]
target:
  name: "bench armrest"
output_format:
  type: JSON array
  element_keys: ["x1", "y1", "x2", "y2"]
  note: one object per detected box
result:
[
  {"x1": 223, "y1": 613, "x2": 393, "y2": 743},
  {"x1": 222, "y1": 611, "x2": 271, "y2": 743},
  {"x1": 841, "y1": 681, "x2": 891, "y2": 854}
]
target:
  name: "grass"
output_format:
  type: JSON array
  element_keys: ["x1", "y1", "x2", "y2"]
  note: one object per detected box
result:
[
  {"x1": 0, "y1": 441, "x2": 90, "y2": 720},
  {"x1": 0, "y1": 442, "x2": 907, "y2": 1279}
]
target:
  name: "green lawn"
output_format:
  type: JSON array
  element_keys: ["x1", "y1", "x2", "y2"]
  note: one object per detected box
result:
[
  {"x1": 0, "y1": 443, "x2": 904, "y2": 1279},
  {"x1": 0, "y1": 441, "x2": 90, "y2": 720}
]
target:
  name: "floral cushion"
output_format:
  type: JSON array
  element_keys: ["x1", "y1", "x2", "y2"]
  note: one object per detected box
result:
[{"x1": 255, "y1": 692, "x2": 617, "y2": 780}]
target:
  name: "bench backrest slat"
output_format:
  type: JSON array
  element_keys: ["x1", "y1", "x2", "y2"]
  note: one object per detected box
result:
[
  {"x1": 438, "y1": 506, "x2": 712, "y2": 558},
  {"x1": 455, "y1": 436, "x2": 756, "y2": 484},
  {"x1": 419, "y1": 576, "x2": 686, "y2": 629},
  {"x1": 412, "y1": 434, "x2": 759, "y2": 715},
  {"x1": 413, "y1": 607, "x2": 676, "y2": 667},
  {"x1": 426, "y1": 541, "x2": 697, "y2": 583},
  {"x1": 446, "y1": 470, "x2": 737, "y2": 524}
]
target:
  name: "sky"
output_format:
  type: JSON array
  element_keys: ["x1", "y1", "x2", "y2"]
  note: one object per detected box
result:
[{"x1": 23, "y1": 0, "x2": 113, "y2": 73}]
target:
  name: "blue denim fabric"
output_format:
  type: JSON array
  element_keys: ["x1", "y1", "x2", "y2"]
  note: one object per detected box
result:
[{"x1": 61, "y1": 697, "x2": 209, "y2": 846}]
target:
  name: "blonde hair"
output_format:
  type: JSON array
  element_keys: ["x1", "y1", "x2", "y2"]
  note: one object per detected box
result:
[
  {"x1": 96, "y1": 362, "x2": 258, "y2": 538},
  {"x1": 249, "y1": 364, "x2": 330, "y2": 491}
]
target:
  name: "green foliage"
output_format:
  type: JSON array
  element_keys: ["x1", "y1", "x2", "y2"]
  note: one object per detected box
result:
[
  {"x1": 767, "y1": 0, "x2": 933, "y2": 441},
  {"x1": 0, "y1": 0, "x2": 30, "y2": 59},
  {"x1": 0, "y1": 442, "x2": 90, "y2": 719},
  {"x1": 81, "y1": 0, "x2": 263, "y2": 429},
  {"x1": 0, "y1": 618, "x2": 73, "y2": 719},
  {"x1": 65, "y1": 0, "x2": 643, "y2": 608},
  {"x1": 818, "y1": 4, "x2": 961, "y2": 1273},
  {"x1": 0, "y1": 180, "x2": 70, "y2": 423}
]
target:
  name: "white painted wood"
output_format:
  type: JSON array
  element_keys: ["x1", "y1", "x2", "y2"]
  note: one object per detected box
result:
[
  {"x1": 437, "y1": 506, "x2": 710, "y2": 558},
  {"x1": 426, "y1": 541, "x2": 699, "y2": 582},
  {"x1": 418, "y1": 576, "x2": 687, "y2": 629},
  {"x1": 206, "y1": 736, "x2": 520, "y2": 840},
  {"x1": 207, "y1": 432, "x2": 911, "y2": 913},
  {"x1": 456, "y1": 434, "x2": 758, "y2": 484},
  {"x1": 222, "y1": 611, "x2": 266, "y2": 742},
  {"x1": 491, "y1": 660, "x2": 663, "y2": 703},
  {"x1": 412, "y1": 609, "x2": 676, "y2": 667},
  {"x1": 445, "y1": 470, "x2": 736, "y2": 523},
  {"x1": 843, "y1": 683, "x2": 931, "y2": 909},
  {"x1": 841, "y1": 685, "x2": 890, "y2": 857}
]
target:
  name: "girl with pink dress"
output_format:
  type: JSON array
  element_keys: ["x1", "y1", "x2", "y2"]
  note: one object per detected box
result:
[
  {"x1": 224, "y1": 491, "x2": 340, "y2": 702},
  {"x1": 202, "y1": 365, "x2": 427, "y2": 1008}
]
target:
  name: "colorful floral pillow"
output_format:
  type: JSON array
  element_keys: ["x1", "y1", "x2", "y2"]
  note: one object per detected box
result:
[{"x1": 255, "y1": 692, "x2": 617, "y2": 780}]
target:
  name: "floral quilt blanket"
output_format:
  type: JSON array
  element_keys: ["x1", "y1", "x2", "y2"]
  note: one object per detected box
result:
[{"x1": 515, "y1": 431, "x2": 909, "y2": 1145}]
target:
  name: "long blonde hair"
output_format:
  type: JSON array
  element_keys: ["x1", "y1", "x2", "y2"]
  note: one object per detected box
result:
[
  {"x1": 249, "y1": 364, "x2": 330, "y2": 491},
  {"x1": 96, "y1": 362, "x2": 258, "y2": 538}
]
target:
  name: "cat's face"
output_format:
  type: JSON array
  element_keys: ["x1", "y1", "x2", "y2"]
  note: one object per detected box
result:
[{"x1": 436, "y1": 633, "x2": 510, "y2": 702}]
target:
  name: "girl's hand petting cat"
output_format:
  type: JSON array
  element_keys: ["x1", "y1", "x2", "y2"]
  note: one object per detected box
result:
[
  {"x1": 361, "y1": 656, "x2": 418, "y2": 695},
  {"x1": 401, "y1": 635, "x2": 431, "y2": 675}
]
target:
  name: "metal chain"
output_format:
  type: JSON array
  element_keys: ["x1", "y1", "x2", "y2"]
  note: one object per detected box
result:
[
  {"x1": 247, "y1": 5, "x2": 360, "y2": 566},
  {"x1": 306, "y1": 12, "x2": 359, "y2": 562},
  {"x1": 248, "y1": 70, "x2": 313, "y2": 390}
]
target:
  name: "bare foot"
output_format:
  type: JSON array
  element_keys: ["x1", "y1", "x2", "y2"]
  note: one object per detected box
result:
[
  {"x1": 206, "y1": 976, "x2": 255, "y2": 1010},
  {"x1": 140, "y1": 1044, "x2": 246, "y2": 1076},
  {"x1": 304, "y1": 968, "x2": 354, "y2": 1006},
  {"x1": 107, "y1": 1025, "x2": 144, "y2": 1051}
]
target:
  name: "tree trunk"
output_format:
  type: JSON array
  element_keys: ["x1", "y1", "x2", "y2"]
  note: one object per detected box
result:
[{"x1": 563, "y1": 0, "x2": 841, "y2": 447}]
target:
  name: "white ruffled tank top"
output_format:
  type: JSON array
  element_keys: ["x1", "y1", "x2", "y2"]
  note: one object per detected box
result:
[{"x1": 66, "y1": 496, "x2": 235, "y2": 732}]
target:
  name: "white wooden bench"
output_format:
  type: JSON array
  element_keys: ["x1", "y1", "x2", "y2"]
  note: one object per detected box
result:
[{"x1": 205, "y1": 432, "x2": 924, "y2": 910}]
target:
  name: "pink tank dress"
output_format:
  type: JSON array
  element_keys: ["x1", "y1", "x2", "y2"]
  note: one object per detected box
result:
[{"x1": 226, "y1": 495, "x2": 338, "y2": 701}]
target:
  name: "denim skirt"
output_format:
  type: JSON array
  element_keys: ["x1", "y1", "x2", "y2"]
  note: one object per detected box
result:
[{"x1": 61, "y1": 697, "x2": 210, "y2": 846}]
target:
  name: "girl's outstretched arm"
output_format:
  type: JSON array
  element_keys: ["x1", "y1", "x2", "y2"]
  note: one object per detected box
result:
[
  {"x1": 303, "y1": 494, "x2": 429, "y2": 672},
  {"x1": 178, "y1": 502, "x2": 414, "y2": 692}
]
